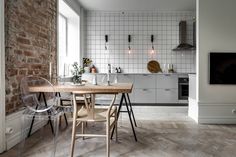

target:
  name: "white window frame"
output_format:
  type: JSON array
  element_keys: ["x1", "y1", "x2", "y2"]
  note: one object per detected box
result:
[
  {"x1": 0, "y1": 0, "x2": 6, "y2": 153},
  {"x1": 57, "y1": 0, "x2": 81, "y2": 77},
  {"x1": 59, "y1": 13, "x2": 68, "y2": 57}
]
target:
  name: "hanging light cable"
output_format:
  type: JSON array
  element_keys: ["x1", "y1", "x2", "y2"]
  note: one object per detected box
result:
[
  {"x1": 105, "y1": 35, "x2": 108, "y2": 50},
  {"x1": 128, "y1": 35, "x2": 131, "y2": 54},
  {"x1": 151, "y1": 34, "x2": 155, "y2": 54}
]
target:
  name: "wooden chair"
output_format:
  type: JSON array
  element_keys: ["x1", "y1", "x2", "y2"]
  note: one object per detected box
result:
[{"x1": 70, "y1": 91, "x2": 118, "y2": 157}]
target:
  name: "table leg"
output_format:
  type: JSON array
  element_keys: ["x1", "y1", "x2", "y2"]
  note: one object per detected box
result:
[
  {"x1": 110, "y1": 93, "x2": 124, "y2": 139},
  {"x1": 124, "y1": 94, "x2": 137, "y2": 142},
  {"x1": 111, "y1": 93, "x2": 137, "y2": 141},
  {"x1": 57, "y1": 92, "x2": 68, "y2": 126},
  {"x1": 126, "y1": 93, "x2": 137, "y2": 127},
  {"x1": 27, "y1": 93, "x2": 41, "y2": 137},
  {"x1": 42, "y1": 93, "x2": 54, "y2": 135}
]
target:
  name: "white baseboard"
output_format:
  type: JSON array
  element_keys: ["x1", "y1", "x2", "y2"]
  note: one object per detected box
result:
[
  {"x1": 6, "y1": 109, "x2": 47, "y2": 150},
  {"x1": 198, "y1": 102, "x2": 236, "y2": 124},
  {"x1": 188, "y1": 98, "x2": 236, "y2": 124}
]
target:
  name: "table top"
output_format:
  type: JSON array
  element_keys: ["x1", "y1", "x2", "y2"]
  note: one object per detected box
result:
[{"x1": 28, "y1": 83, "x2": 133, "y2": 94}]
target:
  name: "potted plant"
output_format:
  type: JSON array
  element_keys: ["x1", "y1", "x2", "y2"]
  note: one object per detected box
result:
[
  {"x1": 83, "y1": 58, "x2": 92, "y2": 73},
  {"x1": 71, "y1": 62, "x2": 84, "y2": 84}
]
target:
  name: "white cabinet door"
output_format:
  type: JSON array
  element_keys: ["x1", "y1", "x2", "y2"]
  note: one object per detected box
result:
[
  {"x1": 156, "y1": 88, "x2": 178, "y2": 103},
  {"x1": 134, "y1": 74, "x2": 156, "y2": 89},
  {"x1": 156, "y1": 74, "x2": 178, "y2": 89},
  {"x1": 134, "y1": 88, "x2": 155, "y2": 103}
]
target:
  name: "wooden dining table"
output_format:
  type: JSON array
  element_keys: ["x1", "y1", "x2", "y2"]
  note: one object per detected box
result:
[
  {"x1": 28, "y1": 82, "x2": 137, "y2": 141},
  {"x1": 29, "y1": 82, "x2": 133, "y2": 94}
]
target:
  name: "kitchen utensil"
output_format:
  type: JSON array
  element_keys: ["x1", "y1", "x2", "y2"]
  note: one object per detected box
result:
[{"x1": 147, "y1": 60, "x2": 162, "y2": 73}]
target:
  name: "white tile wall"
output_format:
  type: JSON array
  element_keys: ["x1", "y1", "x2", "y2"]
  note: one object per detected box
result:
[{"x1": 85, "y1": 11, "x2": 196, "y2": 73}]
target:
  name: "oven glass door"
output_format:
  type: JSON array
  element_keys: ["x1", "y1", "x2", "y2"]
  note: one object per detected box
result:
[{"x1": 179, "y1": 84, "x2": 189, "y2": 100}]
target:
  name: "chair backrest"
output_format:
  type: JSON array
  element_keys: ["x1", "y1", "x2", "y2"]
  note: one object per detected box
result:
[
  {"x1": 72, "y1": 91, "x2": 117, "y2": 120},
  {"x1": 20, "y1": 76, "x2": 57, "y2": 113}
]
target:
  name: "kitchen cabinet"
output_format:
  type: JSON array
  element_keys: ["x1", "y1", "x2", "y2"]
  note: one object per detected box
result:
[
  {"x1": 156, "y1": 74, "x2": 178, "y2": 89},
  {"x1": 134, "y1": 88, "x2": 156, "y2": 103},
  {"x1": 134, "y1": 74, "x2": 156, "y2": 89},
  {"x1": 117, "y1": 74, "x2": 134, "y2": 83},
  {"x1": 156, "y1": 74, "x2": 178, "y2": 103},
  {"x1": 82, "y1": 73, "x2": 187, "y2": 104},
  {"x1": 156, "y1": 89, "x2": 178, "y2": 103}
]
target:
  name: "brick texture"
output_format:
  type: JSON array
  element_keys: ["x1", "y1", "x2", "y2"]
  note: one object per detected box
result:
[{"x1": 5, "y1": 0, "x2": 57, "y2": 114}]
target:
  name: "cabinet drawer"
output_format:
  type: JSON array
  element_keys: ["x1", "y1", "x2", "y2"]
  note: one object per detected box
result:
[
  {"x1": 117, "y1": 74, "x2": 134, "y2": 83},
  {"x1": 134, "y1": 74, "x2": 156, "y2": 89},
  {"x1": 156, "y1": 89, "x2": 178, "y2": 103},
  {"x1": 156, "y1": 74, "x2": 178, "y2": 89},
  {"x1": 134, "y1": 88, "x2": 155, "y2": 103}
]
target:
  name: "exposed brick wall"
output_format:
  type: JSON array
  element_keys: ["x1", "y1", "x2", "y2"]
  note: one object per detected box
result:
[{"x1": 5, "y1": 0, "x2": 57, "y2": 114}]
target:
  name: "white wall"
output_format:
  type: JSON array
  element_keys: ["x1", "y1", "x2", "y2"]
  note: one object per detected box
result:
[
  {"x1": 197, "y1": 0, "x2": 236, "y2": 123},
  {"x1": 0, "y1": 0, "x2": 6, "y2": 153},
  {"x1": 198, "y1": 0, "x2": 236, "y2": 104},
  {"x1": 85, "y1": 11, "x2": 196, "y2": 73}
]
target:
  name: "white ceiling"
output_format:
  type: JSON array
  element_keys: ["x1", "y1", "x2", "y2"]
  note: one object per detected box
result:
[{"x1": 77, "y1": 0, "x2": 196, "y2": 11}]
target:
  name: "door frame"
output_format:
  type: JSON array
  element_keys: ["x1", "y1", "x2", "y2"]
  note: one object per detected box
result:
[{"x1": 0, "y1": 0, "x2": 6, "y2": 153}]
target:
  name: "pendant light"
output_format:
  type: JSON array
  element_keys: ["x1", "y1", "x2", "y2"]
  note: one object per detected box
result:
[
  {"x1": 128, "y1": 35, "x2": 131, "y2": 54},
  {"x1": 151, "y1": 34, "x2": 155, "y2": 54},
  {"x1": 105, "y1": 35, "x2": 108, "y2": 51}
]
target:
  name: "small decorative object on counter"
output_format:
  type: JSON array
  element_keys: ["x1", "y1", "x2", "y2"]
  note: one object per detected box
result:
[
  {"x1": 114, "y1": 73, "x2": 118, "y2": 83},
  {"x1": 71, "y1": 62, "x2": 84, "y2": 84},
  {"x1": 162, "y1": 63, "x2": 167, "y2": 73},
  {"x1": 115, "y1": 67, "x2": 119, "y2": 73},
  {"x1": 83, "y1": 58, "x2": 92, "y2": 73},
  {"x1": 92, "y1": 74, "x2": 97, "y2": 85},
  {"x1": 118, "y1": 67, "x2": 122, "y2": 73},
  {"x1": 91, "y1": 65, "x2": 97, "y2": 73},
  {"x1": 168, "y1": 64, "x2": 175, "y2": 73}
]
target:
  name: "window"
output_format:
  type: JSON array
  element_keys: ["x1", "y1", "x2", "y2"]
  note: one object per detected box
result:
[
  {"x1": 58, "y1": 0, "x2": 80, "y2": 77},
  {"x1": 59, "y1": 14, "x2": 67, "y2": 57}
]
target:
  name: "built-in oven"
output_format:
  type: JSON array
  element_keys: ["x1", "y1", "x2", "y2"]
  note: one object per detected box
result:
[{"x1": 178, "y1": 77, "x2": 189, "y2": 100}]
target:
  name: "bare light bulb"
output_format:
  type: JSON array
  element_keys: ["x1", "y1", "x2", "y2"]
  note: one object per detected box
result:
[
  {"x1": 151, "y1": 50, "x2": 154, "y2": 54},
  {"x1": 128, "y1": 46, "x2": 131, "y2": 54},
  {"x1": 151, "y1": 46, "x2": 155, "y2": 54}
]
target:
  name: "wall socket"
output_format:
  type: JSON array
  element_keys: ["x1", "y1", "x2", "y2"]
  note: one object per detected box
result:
[{"x1": 232, "y1": 109, "x2": 236, "y2": 114}]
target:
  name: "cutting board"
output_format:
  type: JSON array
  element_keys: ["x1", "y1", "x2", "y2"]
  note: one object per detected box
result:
[{"x1": 147, "y1": 60, "x2": 162, "y2": 73}]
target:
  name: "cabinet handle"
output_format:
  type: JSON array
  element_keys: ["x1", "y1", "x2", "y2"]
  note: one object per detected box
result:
[
  {"x1": 142, "y1": 89, "x2": 148, "y2": 91},
  {"x1": 165, "y1": 74, "x2": 171, "y2": 76},
  {"x1": 165, "y1": 89, "x2": 170, "y2": 91},
  {"x1": 143, "y1": 74, "x2": 149, "y2": 76}
]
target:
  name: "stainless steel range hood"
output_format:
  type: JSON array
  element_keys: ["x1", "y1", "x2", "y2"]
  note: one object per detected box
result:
[{"x1": 173, "y1": 21, "x2": 195, "y2": 51}]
